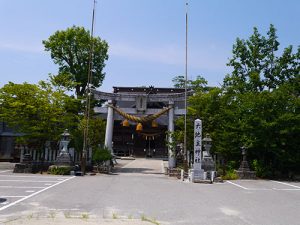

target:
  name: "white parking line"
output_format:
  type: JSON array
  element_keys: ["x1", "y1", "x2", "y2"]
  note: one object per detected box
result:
[
  {"x1": 0, "y1": 186, "x2": 45, "y2": 189},
  {"x1": 272, "y1": 188, "x2": 300, "y2": 191},
  {"x1": 0, "y1": 176, "x2": 75, "y2": 212},
  {"x1": 246, "y1": 188, "x2": 272, "y2": 191},
  {"x1": 0, "y1": 174, "x2": 67, "y2": 179},
  {"x1": 0, "y1": 196, "x2": 26, "y2": 198},
  {"x1": 0, "y1": 170, "x2": 12, "y2": 173},
  {"x1": 25, "y1": 190, "x2": 35, "y2": 193},
  {"x1": 0, "y1": 180, "x2": 60, "y2": 183},
  {"x1": 226, "y1": 181, "x2": 248, "y2": 190},
  {"x1": 272, "y1": 181, "x2": 300, "y2": 189}
]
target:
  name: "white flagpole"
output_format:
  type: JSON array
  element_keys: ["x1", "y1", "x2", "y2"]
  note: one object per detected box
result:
[{"x1": 184, "y1": 1, "x2": 189, "y2": 164}]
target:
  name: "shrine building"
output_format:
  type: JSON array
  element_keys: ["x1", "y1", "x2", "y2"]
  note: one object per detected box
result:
[{"x1": 93, "y1": 86, "x2": 190, "y2": 163}]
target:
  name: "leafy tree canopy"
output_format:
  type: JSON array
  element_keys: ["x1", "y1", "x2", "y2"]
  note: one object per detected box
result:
[
  {"x1": 172, "y1": 75, "x2": 208, "y2": 92},
  {"x1": 181, "y1": 24, "x2": 299, "y2": 178},
  {"x1": 224, "y1": 24, "x2": 300, "y2": 93},
  {"x1": 0, "y1": 82, "x2": 79, "y2": 148},
  {"x1": 43, "y1": 26, "x2": 109, "y2": 97}
]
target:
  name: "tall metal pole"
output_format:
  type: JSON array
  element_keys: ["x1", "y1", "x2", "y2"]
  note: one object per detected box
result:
[
  {"x1": 82, "y1": 0, "x2": 97, "y2": 174},
  {"x1": 184, "y1": 2, "x2": 188, "y2": 165}
]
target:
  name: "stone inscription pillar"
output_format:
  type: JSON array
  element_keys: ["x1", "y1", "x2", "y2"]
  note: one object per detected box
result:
[{"x1": 104, "y1": 100, "x2": 114, "y2": 153}]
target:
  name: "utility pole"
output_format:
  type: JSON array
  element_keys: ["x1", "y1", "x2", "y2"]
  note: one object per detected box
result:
[{"x1": 82, "y1": 0, "x2": 97, "y2": 174}]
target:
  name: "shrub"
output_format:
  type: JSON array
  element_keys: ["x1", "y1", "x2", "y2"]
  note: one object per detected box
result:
[
  {"x1": 221, "y1": 170, "x2": 238, "y2": 180},
  {"x1": 252, "y1": 159, "x2": 271, "y2": 178},
  {"x1": 92, "y1": 146, "x2": 112, "y2": 165},
  {"x1": 48, "y1": 165, "x2": 71, "y2": 175}
]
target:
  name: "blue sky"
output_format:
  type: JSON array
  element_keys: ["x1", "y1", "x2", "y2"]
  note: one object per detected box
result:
[{"x1": 0, "y1": 0, "x2": 299, "y2": 92}]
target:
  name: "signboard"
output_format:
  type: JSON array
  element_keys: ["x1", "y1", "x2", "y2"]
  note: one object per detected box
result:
[{"x1": 194, "y1": 119, "x2": 202, "y2": 170}]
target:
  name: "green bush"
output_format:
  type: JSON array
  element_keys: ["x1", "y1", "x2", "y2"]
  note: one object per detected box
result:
[
  {"x1": 48, "y1": 166, "x2": 71, "y2": 175},
  {"x1": 221, "y1": 170, "x2": 238, "y2": 180},
  {"x1": 252, "y1": 159, "x2": 271, "y2": 178},
  {"x1": 92, "y1": 146, "x2": 112, "y2": 165}
]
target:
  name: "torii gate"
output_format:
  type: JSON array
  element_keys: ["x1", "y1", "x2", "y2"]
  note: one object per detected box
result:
[{"x1": 92, "y1": 87, "x2": 191, "y2": 167}]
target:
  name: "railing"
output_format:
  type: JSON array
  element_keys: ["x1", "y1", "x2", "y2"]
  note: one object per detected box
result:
[{"x1": 19, "y1": 146, "x2": 92, "y2": 165}]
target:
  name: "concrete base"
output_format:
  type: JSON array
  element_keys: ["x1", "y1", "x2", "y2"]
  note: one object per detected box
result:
[
  {"x1": 55, "y1": 152, "x2": 73, "y2": 166},
  {"x1": 236, "y1": 159, "x2": 256, "y2": 179},
  {"x1": 236, "y1": 170, "x2": 256, "y2": 179},
  {"x1": 168, "y1": 157, "x2": 176, "y2": 168},
  {"x1": 202, "y1": 157, "x2": 215, "y2": 171},
  {"x1": 13, "y1": 163, "x2": 33, "y2": 173},
  {"x1": 189, "y1": 169, "x2": 205, "y2": 182}
]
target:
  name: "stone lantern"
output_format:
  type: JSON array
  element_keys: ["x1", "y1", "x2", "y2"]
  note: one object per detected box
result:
[
  {"x1": 55, "y1": 129, "x2": 72, "y2": 166},
  {"x1": 60, "y1": 129, "x2": 70, "y2": 154},
  {"x1": 202, "y1": 134, "x2": 212, "y2": 157},
  {"x1": 236, "y1": 146, "x2": 256, "y2": 179},
  {"x1": 201, "y1": 133, "x2": 215, "y2": 175}
]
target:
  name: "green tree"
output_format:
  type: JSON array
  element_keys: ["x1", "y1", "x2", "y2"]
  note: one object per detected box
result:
[
  {"x1": 70, "y1": 117, "x2": 106, "y2": 153},
  {"x1": 43, "y1": 26, "x2": 109, "y2": 97},
  {"x1": 222, "y1": 24, "x2": 300, "y2": 177},
  {"x1": 224, "y1": 24, "x2": 299, "y2": 93},
  {"x1": 0, "y1": 82, "x2": 78, "y2": 149},
  {"x1": 185, "y1": 25, "x2": 299, "y2": 178},
  {"x1": 172, "y1": 75, "x2": 208, "y2": 91}
]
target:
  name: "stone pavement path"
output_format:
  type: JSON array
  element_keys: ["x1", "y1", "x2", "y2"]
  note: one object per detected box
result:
[{"x1": 113, "y1": 158, "x2": 165, "y2": 176}]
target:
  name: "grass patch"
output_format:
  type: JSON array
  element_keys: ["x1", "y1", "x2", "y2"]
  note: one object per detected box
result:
[
  {"x1": 112, "y1": 213, "x2": 118, "y2": 219},
  {"x1": 48, "y1": 211, "x2": 56, "y2": 219},
  {"x1": 81, "y1": 213, "x2": 89, "y2": 220},
  {"x1": 27, "y1": 213, "x2": 34, "y2": 220},
  {"x1": 141, "y1": 214, "x2": 160, "y2": 225},
  {"x1": 48, "y1": 165, "x2": 71, "y2": 175},
  {"x1": 64, "y1": 211, "x2": 71, "y2": 218},
  {"x1": 221, "y1": 170, "x2": 238, "y2": 180}
]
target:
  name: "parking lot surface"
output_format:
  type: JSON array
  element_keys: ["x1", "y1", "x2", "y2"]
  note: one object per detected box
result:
[
  {"x1": 0, "y1": 169, "x2": 74, "y2": 212},
  {"x1": 0, "y1": 160, "x2": 300, "y2": 225}
]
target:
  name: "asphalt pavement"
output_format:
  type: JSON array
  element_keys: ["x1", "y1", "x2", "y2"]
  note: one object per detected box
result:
[{"x1": 0, "y1": 159, "x2": 299, "y2": 225}]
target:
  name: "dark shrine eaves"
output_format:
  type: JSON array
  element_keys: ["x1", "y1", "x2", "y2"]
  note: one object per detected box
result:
[{"x1": 113, "y1": 86, "x2": 187, "y2": 94}]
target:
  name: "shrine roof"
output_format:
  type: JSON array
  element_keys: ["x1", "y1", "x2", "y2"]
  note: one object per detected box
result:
[{"x1": 113, "y1": 86, "x2": 187, "y2": 94}]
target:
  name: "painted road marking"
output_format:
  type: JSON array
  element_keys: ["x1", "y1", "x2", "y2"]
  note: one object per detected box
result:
[
  {"x1": 0, "y1": 176, "x2": 75, "y2": 212},
  {"x1": 227, "y1": 180, "x2": 300, "y2": 191},
  {"x1": 245, "y1": 188, "x2": 271, "y2": 191},
  {"x1": 0, "y1": 196, "x2": 26, "y2": 198},
  {"x1": 0, "y1": 170, "x2": 12, "y2": 173},
  {"x1": 0, "y1": 186, "x2": 45, "y2": 189},
  {"x1": 226, "y1": 181, "x2": 248, "y2": 190},
  {"x1": 0, "y1": 180, "x2": 60, "y2": 183},
  {"x1": 272, "y1": 188, "x2": 300, "y2": 191},
  {"x1": 25, "y1": 190, "x2": 35, "y2": 193},
  {"x1": 272, "y1": 181, "x2": 300, "y2": 189},
  {"x1": 0, "y1": 174, "x2": 67, "y2": 178}
]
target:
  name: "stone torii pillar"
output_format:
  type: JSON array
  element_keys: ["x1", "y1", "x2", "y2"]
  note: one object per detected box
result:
[{"x1": 104, "y1": 100, "x2": 114, "y2": 152}]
